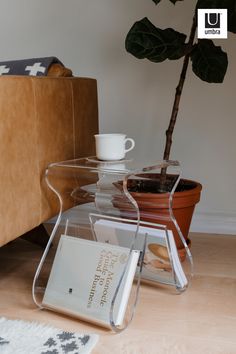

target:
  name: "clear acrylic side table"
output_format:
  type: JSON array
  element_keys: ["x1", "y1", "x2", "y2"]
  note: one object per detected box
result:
[{"x1": 32, "y1": 157, "x2": 193, "y2": 332}]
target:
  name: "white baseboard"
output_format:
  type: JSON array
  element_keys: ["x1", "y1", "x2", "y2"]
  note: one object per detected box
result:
[
  {"x1": 45, "y1": 209, "x2": 236, "y2": 236},
  {"x1": 190, "y1": 211, "x2": 236, "y2": 235}
]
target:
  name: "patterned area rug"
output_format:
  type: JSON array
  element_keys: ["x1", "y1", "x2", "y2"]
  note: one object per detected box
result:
[{"x1": 0, "y1": 317, "x2": 99, "y2": 354}]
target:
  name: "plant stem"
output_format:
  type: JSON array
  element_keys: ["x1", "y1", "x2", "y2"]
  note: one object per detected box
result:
[{"x1": 163, "y1": 13, "x2": 197, "y2": 162}]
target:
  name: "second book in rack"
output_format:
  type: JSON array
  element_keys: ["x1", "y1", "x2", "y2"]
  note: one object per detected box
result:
[{"x1": 93, "y1": 219, "x2": 188, "y2": 289}]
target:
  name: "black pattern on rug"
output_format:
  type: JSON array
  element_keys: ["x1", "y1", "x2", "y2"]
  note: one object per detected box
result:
[
  {"x1": 0, "y1": 317, "x2": 98, "y2": 354},
  {"x1": 0, "y1": 336, "x2": 10, "y2": 346},
  {"x1": 42, "y1": 331, "x2": 92, "y2": 354}
]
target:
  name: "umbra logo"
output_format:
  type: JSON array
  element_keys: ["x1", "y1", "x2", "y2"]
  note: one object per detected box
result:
[
  {"x1": 205, "y1": 13, "x2": 220, "y2": 28},
  {"x1": 198, "y1": 9, "x2": 227, "y2": 39}
]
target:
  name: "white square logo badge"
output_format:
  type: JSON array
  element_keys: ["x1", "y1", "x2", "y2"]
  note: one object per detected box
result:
[{"x1": 198, "y1": 9, "x2": 228, "y2": 39}]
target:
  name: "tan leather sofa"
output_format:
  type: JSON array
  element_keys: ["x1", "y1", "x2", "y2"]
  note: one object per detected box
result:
[{"x1": 0, "y1": 76, "x2": 98, "y2": 247}]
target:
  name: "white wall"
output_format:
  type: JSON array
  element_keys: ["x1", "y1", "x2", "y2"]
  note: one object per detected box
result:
[{"x1": 1, "y1": 0, "x2": 235, "y2": 234}]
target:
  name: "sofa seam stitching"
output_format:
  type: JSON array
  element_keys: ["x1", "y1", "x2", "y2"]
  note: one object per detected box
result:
[{"x1": 32, "y1": 77, "x2": 42, "y2": 225}]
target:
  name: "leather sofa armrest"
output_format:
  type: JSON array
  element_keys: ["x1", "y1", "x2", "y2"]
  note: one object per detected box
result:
[{"x1": 0, "y1": 76, "x2": 98, "y2": 246}]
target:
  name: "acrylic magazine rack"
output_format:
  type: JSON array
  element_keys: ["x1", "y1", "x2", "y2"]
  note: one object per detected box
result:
[{"x1": 32, "y1": 157, "x2": 193, "y2": 332}]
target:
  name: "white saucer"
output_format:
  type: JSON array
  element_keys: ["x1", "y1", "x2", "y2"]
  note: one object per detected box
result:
[{"x1": 86, "y1": 157, "x2": 132, "y2": 164}]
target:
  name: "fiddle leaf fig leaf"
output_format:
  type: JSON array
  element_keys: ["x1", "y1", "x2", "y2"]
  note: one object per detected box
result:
[
  {"x1": 152, "y1": 0, "x2": 183, "y2": 3},
  {"x1": 197, "y1": 0, "x2": 236, "y2": 33},
  {"x1": 190, "y1": 39, "x2": 228, "y2": 83},
  {"x1": 125, "y1": 17, "x2": 187, "y2": 63},
  {"x1": 152, "y1": 0, "x2": 162, "y2": 4},
  {"x1": 169, "y1": 0, "x2": 183, "y2": 4}
]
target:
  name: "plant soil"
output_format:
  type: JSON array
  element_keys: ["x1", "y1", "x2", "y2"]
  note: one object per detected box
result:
[{"x1": 127, "y1": 175, "x2": 197, "y2": 194}]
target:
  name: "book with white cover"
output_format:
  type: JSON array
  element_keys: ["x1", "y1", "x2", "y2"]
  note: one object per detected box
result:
[
  {"x1": 42, "y1": 235, "x2": 140, "y2": 328},
  {"x1": 93, "y1": 219, "x2": 187, "y2": 289}
]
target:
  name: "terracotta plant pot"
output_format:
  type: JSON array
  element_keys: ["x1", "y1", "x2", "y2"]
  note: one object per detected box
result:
[
  {"x1": 129, "y1": 178, "x2": 202, "y2": 249},
  {"x1": 114, "y1": 176, "x2": 202, "y2": 258}
]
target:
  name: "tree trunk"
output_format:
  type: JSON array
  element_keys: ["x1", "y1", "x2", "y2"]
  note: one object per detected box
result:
[{"x1": 163, "y1": 14, "x2": 197, "y2": 162}]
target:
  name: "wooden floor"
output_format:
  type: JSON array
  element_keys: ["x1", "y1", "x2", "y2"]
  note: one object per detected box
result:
[{"x1": 0, "y1": 233, "x2": 236, "y2": 354}]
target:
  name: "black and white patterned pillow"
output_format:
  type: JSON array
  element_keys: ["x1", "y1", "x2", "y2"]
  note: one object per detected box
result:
[{"x1": 0, "y1": 57, "x2": 64, "y2": 76}]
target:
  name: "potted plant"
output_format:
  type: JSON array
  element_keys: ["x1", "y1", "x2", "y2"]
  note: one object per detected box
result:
[{"x1": 124, "y1": 0, "x2": 235, "y2": 252}]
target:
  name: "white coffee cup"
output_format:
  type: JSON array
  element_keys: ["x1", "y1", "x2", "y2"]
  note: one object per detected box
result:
[{"x1": 95, "y1": 133, "x2": 135, "y2": 161}]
